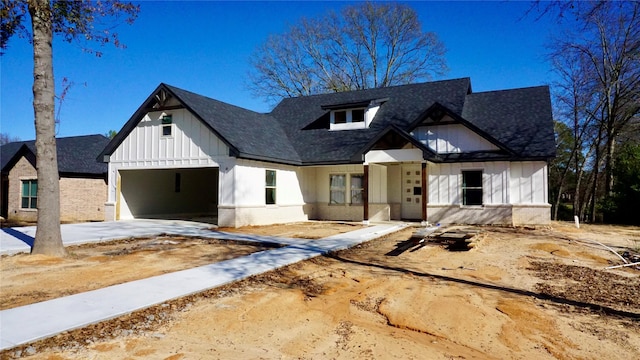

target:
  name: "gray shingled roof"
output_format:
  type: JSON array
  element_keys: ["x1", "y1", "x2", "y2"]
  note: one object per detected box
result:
[
  {"x1": 461, "y1": 86, "x2": 556, "y2": 159},
  {"x1": 101, "y1": 78, "x2": 555, "y2": 165},
  {"x1": 1, "y1": 135, "x2": 109, "y2": 175},
  {"x1": 270, "y1": 78, "x2": 473, "y2": 164},
  {"x1": 164, "y1": 85, "x2": 301, "y2": 164}
]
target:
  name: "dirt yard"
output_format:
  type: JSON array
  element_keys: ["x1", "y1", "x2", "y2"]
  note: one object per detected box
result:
[{"x1": 2, "y1": 221, "x2": 639, "y2": 360}]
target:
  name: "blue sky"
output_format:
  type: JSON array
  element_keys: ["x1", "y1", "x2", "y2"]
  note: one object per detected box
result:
[{"x1": 1, "y1": 1, "x2": 560, "y2": 141}]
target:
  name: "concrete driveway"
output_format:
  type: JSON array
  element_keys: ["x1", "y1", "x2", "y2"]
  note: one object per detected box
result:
[
  {"x1": 0, "y1": 219, "x2": 214, "y2": 255},
  {"x1": 0, "y1": 222, "x2": 408, "y2": 350}
]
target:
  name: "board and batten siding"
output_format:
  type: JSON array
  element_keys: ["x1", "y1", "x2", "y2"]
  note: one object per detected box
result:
[
  {"x1": 509, "y1": 161, "x2": 548, "y2": 204},
  {"x1": 110, "y1": 109, "x2": 229, "y2": 168},
  {"x1": 428, "y1": 162, "x2": 509, "y2": 205},
  {"x1": 427, "y1": 161, "x2": 549, "y2": 206},
  {"x1": 412, "y1": 124, "x2": 499, "y2": 153}
]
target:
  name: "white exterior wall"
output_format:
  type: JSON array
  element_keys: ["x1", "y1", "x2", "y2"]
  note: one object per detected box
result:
[
  {"x1": 509, "y1": 161, "x2": 548, "y2": 204},
  {"x1": 412, "y1": 123, "x2": 499, "y2": 153},
  {"x1": 425, "y1": 161, "x2": 550, "y2": 225},
  {"x1": 109, "y1": 109, "x2": 229, "y2": 167},
  {"x1": 217, "y1": 159, "x2": 310, "y2": 227},
  {"x1": 427, "y1": 161, "x2": 509, "y2": 205},
  {"x1": 105, "y1": 108, "x2": 232, "y2": 221}
]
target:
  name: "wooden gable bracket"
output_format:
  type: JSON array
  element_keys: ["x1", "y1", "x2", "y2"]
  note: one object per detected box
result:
[{"x1": 150, "y1": 88, "x2": 183, "y2": 111}]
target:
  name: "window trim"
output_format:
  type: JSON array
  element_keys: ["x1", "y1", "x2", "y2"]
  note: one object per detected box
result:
[
  {"x1": 461, "y1": 170, "x2": 483, "y2": 206},
  {"x1": 329, "y1": 107, "x2": 368, "y2": 129},
  {"x1": 350, "y1": 174, "x2": 365, "y2": 205},
  {"x1": 329, "y1": 173, "x2": 365, "y2": 205},
  {"x1": 20, "y1": 179, "x2": 38, "y2": 210},
  {"x1": 161, "y1": 114, "x2": 173, "y2": 137},
  {"x1": 329, "y1": 174, "x2": 347, "y2": 205},
  {"x1": 265, "y1": 169, "x2": 276, "y2": 205}
]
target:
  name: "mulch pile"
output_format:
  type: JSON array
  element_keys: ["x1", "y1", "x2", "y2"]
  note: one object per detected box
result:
[{"x1": 529, "y1": 261, "x2": 640, "y2": 315}]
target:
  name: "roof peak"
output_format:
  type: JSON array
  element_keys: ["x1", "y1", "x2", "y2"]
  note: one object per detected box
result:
[{"x1": 278, "y1": 77, "x2": 472, "y2": 102}]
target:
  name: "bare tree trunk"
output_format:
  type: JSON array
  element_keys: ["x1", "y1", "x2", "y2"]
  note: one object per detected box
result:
[
  {"x1": 604, "y1": 134, "x2": 615, "y2": 195},
  {"x1": 552, "y1": 157, "x2": 573, "y2": 220},
  {"x1": 28, "y1": 0, "x2": 66, "y2": 257},
  {"x1": 589, "y1": 126, "x2": 604, "y2": 223},
  {"x1": 578, "y1": 172, "x2": 593, "y2": 221}
]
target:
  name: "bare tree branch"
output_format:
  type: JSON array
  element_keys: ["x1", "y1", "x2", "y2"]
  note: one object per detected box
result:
[{"x1": 247, "y1": 2, "x2": 447, "y2": 103}]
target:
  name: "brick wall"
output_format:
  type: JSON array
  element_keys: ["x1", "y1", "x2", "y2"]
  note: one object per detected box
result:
[
  {"x1": 7, "y1": 157, "x2": 38, "y2": 222},
  {"x1": 6, "y1": 155, "x2": 107, "y2": 222},
  {"x1": 59, "y1": 177, "x2": 107, "y2": 222}
]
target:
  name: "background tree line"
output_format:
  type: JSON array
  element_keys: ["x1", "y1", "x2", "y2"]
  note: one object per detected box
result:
[{"x1": 544, "y1": 1, "x2": 640, "y2": 225}]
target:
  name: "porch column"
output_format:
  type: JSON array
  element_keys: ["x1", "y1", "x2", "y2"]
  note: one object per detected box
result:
[
  {"x1": 421, "y1": 162, "x2": 427, "y2": 221},
  {"x1": 363, "y1": 165, "x2": 369, "y2": 222}
]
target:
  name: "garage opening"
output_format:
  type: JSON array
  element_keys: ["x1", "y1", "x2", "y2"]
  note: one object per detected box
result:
[{"x1": 118, "y1": 167, "x2": 219, "y2": 223}]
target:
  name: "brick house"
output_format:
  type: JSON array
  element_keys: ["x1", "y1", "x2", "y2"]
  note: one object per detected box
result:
[{"x1": 1, "y1": 135, "x2": 109, "y2": 223}]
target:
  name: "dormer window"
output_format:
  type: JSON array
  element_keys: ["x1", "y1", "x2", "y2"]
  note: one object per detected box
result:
[
  {"x1": 321, "y1": 98, "x2": 387, "y2": 131},
  {"x1": 330, "y1": 108, "x2": 365, "y2": 126},
  {"x1": 352, "y1": 109, "x2": 364, "y2": 122}
]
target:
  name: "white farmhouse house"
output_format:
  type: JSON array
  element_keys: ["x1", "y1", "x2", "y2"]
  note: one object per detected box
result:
[{"x1": 99, "y1": 78, "x2": 555, "y2": 227}]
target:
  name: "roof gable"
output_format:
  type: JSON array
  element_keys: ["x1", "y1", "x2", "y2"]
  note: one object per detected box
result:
[
  {"x1": 407, "y1": 102, "x2": 514, "y2": 156},
  {"x1": 1, "y1": 135, "x2": 109, "y2": 175},
  {"x1": 351, "y1": 125, "x2": 441, "y2": 163},
  {"x1": 101, "y1": 84, "x2": 302, "y2": 165}
]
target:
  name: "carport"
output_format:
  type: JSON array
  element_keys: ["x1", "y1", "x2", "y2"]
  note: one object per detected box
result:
[{"x1": 117, "y1": 167, "x2": 219, "y2": 222}]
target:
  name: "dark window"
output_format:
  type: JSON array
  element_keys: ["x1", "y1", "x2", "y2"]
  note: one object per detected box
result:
[
  {"x1": 162, "y1": 115, "x2": 172, "y2": 136},
  {"x1": 462, "y1": 170, "x2": 483, "y2": 206},
  {"x1": 334, "y1": 111, "x2": 346, "y2": 124},
  {"x1": 265, "y1": 170, "x2": 276, "y2": 205},
  {"x1": 175, "y1": 173, "x2": 181, "y2": 192},
  {"x1": 352, "y1": 109, "x2": 365, "y2": 122},
  {"x1": 21, "y1": 180, "x2": 37, "y2": 209}
]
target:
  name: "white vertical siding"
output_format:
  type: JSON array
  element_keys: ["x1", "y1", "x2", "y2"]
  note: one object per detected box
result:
[
  {"x1": 218, "y1": 159, "x2": 236, "y2": 206},
  {"x1": 387, "y1": 165, "x2": 401, "y2": 203},
  {"x1": 428, "y1": 162, "x2": 508, "y2": 205},
  {"x1": 110, "y1": 108, "x2": 229, "y2": 168},
  {"x1": 510, "y1": 161, "x2": 548, "y2": 204},
  {"x1": 412, "y1": 124, "x2": 499, "y2": 153},
  {"x1": 369, "y1": 164, "x2": 387, "y2": 203}
]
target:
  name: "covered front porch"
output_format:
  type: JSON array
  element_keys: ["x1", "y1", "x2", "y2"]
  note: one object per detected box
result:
[{"x1": 310, "y1": 155, "x2": 430, "y2": 223}]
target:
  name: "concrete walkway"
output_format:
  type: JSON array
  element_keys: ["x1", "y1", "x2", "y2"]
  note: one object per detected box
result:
[
  {"x1": 0, "y1": 219, "x2": 219, "y2": 255},
  {"x1": 0, "y1": 222, "x2": 407, "y2": 351}
]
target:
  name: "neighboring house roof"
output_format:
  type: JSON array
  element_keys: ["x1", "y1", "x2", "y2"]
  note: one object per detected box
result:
[
  {"x1": 101, "y1": 78, "x2": 555, "y2": 165},
  {"x1": 1, "y1": 134, "x2": 109, "y2": 176}
]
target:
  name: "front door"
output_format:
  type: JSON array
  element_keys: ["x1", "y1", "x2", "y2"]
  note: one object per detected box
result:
[{"x1": 401, "y1": 164, "x2": 422, "y2": 220}]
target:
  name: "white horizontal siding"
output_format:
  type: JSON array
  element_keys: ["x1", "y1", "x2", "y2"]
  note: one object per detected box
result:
[{"x1": 110, "y1": 109, "x2": 229, "y2": 168}]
